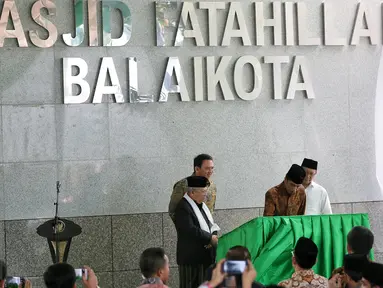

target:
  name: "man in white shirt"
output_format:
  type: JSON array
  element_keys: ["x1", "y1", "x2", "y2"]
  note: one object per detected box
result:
[{"x1": 301, "y1": 158, "x2": 332, "y2": 215}]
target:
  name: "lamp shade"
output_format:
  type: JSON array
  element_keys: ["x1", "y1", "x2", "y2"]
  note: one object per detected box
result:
[{"x1": 37, "y1": 218, "x2": 82, "y2": 263}]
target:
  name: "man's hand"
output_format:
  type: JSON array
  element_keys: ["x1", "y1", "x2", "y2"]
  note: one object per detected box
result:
[
  {"x1": 211, "y1": 235, "x2": 218, "y2": 246},
  {"x1": 24, "y1": 279, "x2": 32, "y2": 288},
  {"x1": 329, "y1": 273, "x2": 342, "y2": 288},
  {"x1": 208, "y1": 259, "x2": 226, "y2": 288},
  {"x1": 20, "y1": 279, "x2": 32, "y2": 288},
  {"x1": 82, "y1": 266, "x2": 98, "y2": 288},
  {"x1": 242, "y1": 260, "x2": 257, "y2": 288}
]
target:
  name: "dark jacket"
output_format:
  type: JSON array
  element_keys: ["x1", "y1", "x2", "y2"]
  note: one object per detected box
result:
[{"x1": 174, "y1": 198, "x2": 216, "y2": 266}]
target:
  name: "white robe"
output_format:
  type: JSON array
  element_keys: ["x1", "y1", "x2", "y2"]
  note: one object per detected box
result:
[
  {"x1": 183, "y1": 194, "x2": 220, "y2": 233},
  {"x1": 304, "y1": 182, "x2": 332, "y2": 215}
]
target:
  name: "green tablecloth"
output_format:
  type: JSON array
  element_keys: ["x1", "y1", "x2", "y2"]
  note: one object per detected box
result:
[{"x1": 216, "y1": 214, "x2": 373, "y2": 285}]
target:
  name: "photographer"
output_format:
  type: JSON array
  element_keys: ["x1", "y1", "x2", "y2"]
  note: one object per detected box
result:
[
  {"x1": 205, "y1": 246, "x2": 263, "y2": 288},
  {"x1": 138, "y1": 247, "x2": 170, "y2": 288},
  {"x1": 44, "y1": 263, "x2": 98, "y2": 288},
  {"x1": 330, "y1": 254, "x2": 383, "y2": 288},
  {"x1": 0, "y1": 261, "x2": 31, "y2": 288},
  {"x1": 330, "y1": 226, "x2": 374, "y2": 288},
  {"x1": 199, "y1": 259, "x2": 257, "y2": 288}
]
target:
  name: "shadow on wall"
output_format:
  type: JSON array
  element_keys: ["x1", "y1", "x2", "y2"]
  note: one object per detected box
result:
[
  {"x1": 0, "y1": 47, "x2": 41, "y2": 92},
  {"x1": 57, "y1": 156, "x2": 143, "y2": 217}
]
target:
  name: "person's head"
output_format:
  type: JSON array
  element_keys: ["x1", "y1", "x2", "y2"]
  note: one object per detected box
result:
[
  {"x1": 139, "y1": 247, "x2": 170, "y2": 284},
  {"x1": 344, "y1": 254, "x2": 368, "y2": 283},
  {"x1": 186, "y1": 176, "x2": 210, "y2": 204},
  {"x1": 223, "y1": 246, "x2": 252, "y2": 288},
  {"x1": 284, "y1": 164, "x2": 306, "y2": 195},
  {"x1": 194, "y1": 154, "x2": 214, "y2": 179},
  {"x1": 343, "y1": 254, "x2": 383, "y2": 288},
  {"x1": 347, "y1": 226, "x2": 374, "y2": 255},
  {"x1": 0, "y1": 261, "x2": 6, "y2": 288},
  {"x1": 362, "y1": 261, "x2": 383, "y2": 288},
  {"x1": 44, "y1": 263, "x2": 76, "y2": 288},
  {"x1": 301, "y1": 158, "x2": 318, "y2": 187},
  {"x1": 226, "y1": 246, "x2": 251, "y2": 261},
  {"x1": 292, "y1": 237, "x2": 318, "y2": 270}
]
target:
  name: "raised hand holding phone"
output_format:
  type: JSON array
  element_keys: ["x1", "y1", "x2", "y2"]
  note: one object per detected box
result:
[
  {"x1": 222, "y1": 260, "x2": 247, "y2": 275},
  {"x1": 209, "y1": 259, "x2": 227, "y2": 288},
  {"x1": 242, "y1": 260, "x2": 257, "y2": 288},
  {"x1": 81, "y1": 266, "x2": 98, "y2": 288},
  {"x1": 75, "y1": 269, "x2": 88, "y2": 281}
]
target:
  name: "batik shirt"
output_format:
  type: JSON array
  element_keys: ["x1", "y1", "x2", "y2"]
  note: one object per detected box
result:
[
  {"x1": 330, "y1": 266, "x2": 366, "y2": 288},
  {"x1": 331, "y1": 267, "x2": 347, "y2": 288},
  {"x1": 279, "y1": 269, "x2": 328, "y2": 288},
  {"x1": 263, "y1": 182, "x2": 306, "y2": 216},
  {"x1": 168, "y1": 174, "x2": 217, "y2": 222}
]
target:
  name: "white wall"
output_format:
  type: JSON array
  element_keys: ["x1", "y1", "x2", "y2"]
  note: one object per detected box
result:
[{"x1": 0, "y1": 0, "x2": 382, "y2": 220}]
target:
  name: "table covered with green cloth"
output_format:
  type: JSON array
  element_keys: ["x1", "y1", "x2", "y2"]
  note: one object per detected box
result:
[{"x1": 216, "y1": 214, "x2": 373, "y2": 285}]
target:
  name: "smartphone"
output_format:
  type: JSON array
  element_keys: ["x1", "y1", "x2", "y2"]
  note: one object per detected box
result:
[
  {"x1": 222, "y1": 260, "x2": 247, "y2": 275},
  {"x1": 5, "y1": 277, "x2": 26, "y2": 288},
  {"x1": 75, "y1": 268, "x2": 88, "y2": 280}
]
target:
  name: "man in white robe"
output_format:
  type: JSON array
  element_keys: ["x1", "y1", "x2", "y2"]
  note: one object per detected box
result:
[{"x1": 301, "y1": 158, "x2": 332, "y2": 215}]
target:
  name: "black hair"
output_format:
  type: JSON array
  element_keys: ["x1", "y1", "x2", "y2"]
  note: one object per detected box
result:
[
  {"x1": 294, "y1": 237, "x2": 318, "y2": 269},
  {"x1": 194, "y1": 154, "x2": 213, "y2": 170},
  {"x1": 363, "y1": 261, "x2": 383, "y2": 286},
  {"x1": 226, "y1": 246, "x2": 252, "y2": 288},
  {"x1": 347, "y1": 226, "x2": 374, "y2": 255},
  {"x1": 43, "y1": 263, "x2": 76, "y2": 288},
  {"x1": 139, "y1": 248, "x2": 167, "y2": 278},
  {"x1": 226, "y1": 246, "x2": 251, "y2": 261},
  {"x1": 343, "y1": 254, "x2": 368, "y2": 282}
]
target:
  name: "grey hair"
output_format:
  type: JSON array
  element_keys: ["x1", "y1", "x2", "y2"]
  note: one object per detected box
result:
[{"x1": 187, "y1": 187, "x2": 203, "y2": 194}]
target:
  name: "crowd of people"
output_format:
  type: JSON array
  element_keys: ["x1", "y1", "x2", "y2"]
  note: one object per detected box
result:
[
  {"x1": 0, "y1": 153, "x2": 382, "y2": 288},
  {"x1": 169, "y1": 154, "x2": 332, "y2": 220},
  {"x1": 1, "y1": 225, "x2": 379, "y2": 288},
  {"x1": 135, "y1": 226, "x2": 383, "y2": 288},
  {"x1": 164, "y1": 154, "x2": 383, "y2": 288},
  {"x1": 167, "y1": 154, "x2": 335, "y2": 287}
]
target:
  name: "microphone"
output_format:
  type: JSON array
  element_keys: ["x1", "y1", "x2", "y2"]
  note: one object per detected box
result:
[{"x1": 54, "y1": 181, "x2": 61, "y2": 263}]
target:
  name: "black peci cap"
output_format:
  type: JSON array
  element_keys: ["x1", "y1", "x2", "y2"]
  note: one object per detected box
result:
[
  {"x1": 286, "y1": 164, "x2": 306, "y2": 185},
  {"x1": 186, "y1": 176, "x2": 210, "y2": 188}
]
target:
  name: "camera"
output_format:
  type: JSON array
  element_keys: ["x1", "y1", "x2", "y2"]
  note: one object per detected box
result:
[
  {"x1": 5, "y1": 277, "x2": 28, "y2": 288},
  {"x1": 75, "y1": 268, "x2": 88, "y2": 280},
  {"x1": 222, "y1": 260, "x2": 247, "y2": 275}
]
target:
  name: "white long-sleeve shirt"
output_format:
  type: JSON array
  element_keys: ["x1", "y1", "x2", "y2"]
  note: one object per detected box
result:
[{"x1": 304, "y1": 182, "x2": 332, "y2": 215}]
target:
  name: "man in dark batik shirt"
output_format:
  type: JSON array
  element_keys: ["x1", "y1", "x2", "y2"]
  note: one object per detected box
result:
[{"x1": 263, "y1": 164, "x2": 306, "y2": 216}]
